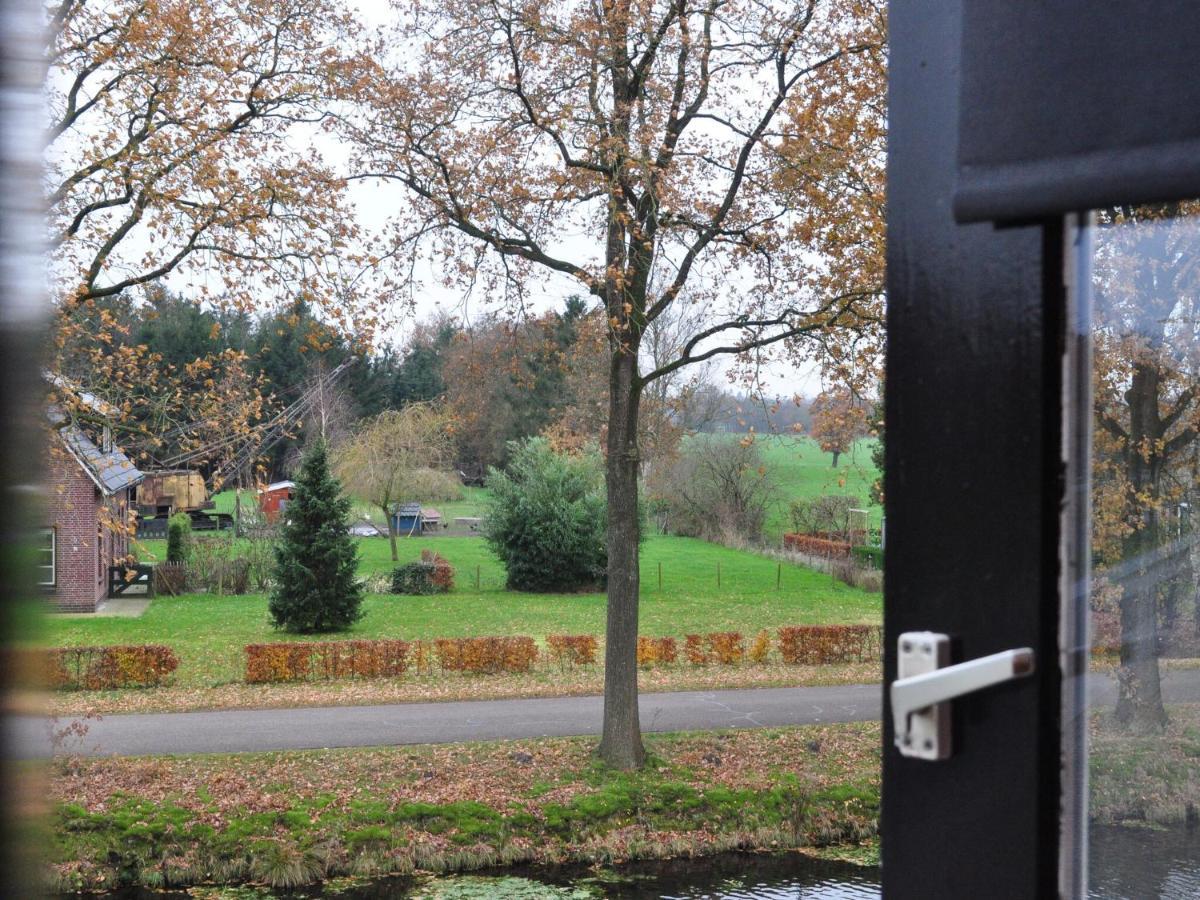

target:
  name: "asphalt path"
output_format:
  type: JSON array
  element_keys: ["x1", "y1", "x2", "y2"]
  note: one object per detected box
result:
[{"x1": 11, "y1": 669, "x2": 1200, "y2": 759}]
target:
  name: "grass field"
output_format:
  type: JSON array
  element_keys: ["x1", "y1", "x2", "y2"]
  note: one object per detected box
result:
[
  {"x1": 43, "y1": 534, "x2": 880, "y2": 688},
  {"x1": 705, "y1": 434, "x2": 882, "y2": 540}
]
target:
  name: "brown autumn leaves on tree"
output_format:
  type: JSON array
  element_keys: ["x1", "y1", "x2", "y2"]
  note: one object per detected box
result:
[
  {"x1": 47, "y1": 0, "x2": 373, "y2": 473},
  {"x1": 809, "y1": 386, "x2": 869, "y2": 468},
  {"x1": 341, "y1": 0, "x2": 886, "y2": 767}
]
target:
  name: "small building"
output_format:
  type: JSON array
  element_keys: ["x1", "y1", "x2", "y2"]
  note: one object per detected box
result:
[
  {"x1": 391, "y1": 502, "x2": 423, "y2": 535},
  {"x1": 44, "y1": 418, "x2": 144, "y2": 612},
  {"x1": 258, "y1": 481, "x2": 295, "y2": 523},
  {"x1": 420, "y1": 507, "x2": 442, "y2": 532}
]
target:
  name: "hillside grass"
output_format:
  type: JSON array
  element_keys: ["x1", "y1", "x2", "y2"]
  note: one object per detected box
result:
[
  {"x1": 42, "y1": 534, "x2": 880, "y2": 688},
  {"x1": 686, "y1": 434, "x2": 882, "y2": 541}
]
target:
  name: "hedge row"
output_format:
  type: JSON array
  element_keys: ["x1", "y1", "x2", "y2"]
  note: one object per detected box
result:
[
  {"x1": 782, "y1": 533, "x2": 853, "y2": 557},
  {"x1": 391, "y1": 551, "x2": 455, "y2": 595},
  {"x1": 851, "y1": 545, "x2": 884, "y2": 568},
  {"x1": 778, "y1": 625, "x2": 881, "y2": 664},
  {"x1": 20, "y1": 645, "x2": 179, "y2": 690},
  {"x1": 433, "y1": 637, "x2": 538, "y2": 674},
  {"x1": 245, "y1": 640, "x2": 411, "y2": 684},
  {"x1": 546, "y1": 634, "x2": 599, "y2": 667}
]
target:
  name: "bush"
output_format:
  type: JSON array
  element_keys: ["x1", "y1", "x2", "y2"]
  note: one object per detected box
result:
[
  {"x1": 546, "y1": 634, "x2": 599, "y2": 667},
  {"x1": 269, "y1": 440, "x2": 364, "y2": 632},
  {"x1": 684, "y1": 634, "x2": 708, "y2": 665},
  {"x1": 782, "y1": 533, "x2": 852, "y2": 558},
  {"x1": 187, "y1": 538, "x2": 252, "y2": 594},
  {"x1": 433, "y1": 636, "x2": 538, "y2": 674},
  {"x1": 777, "y1": 625, "x2": 882, "y2": 665},
  {"x1": 154, "y1": 562, "x2": 187, "y2": 596},
  {"x1": 166, "y1": 514, "x2": 192, "y2": 563},
  {"x1": 653, "y1": 435, "x2": 776, "y2": 542},
  {"x1": 788, "y1": 495, "x2": 863, "y2": 538},
  {"x1": 29, "y1": 645, "x2": 179, "y2": 690},
  {"x1": 483, "y1": 438, "x2": 608, "y2": 592},
  {"x1": 637, "y1": 636, "x2": 677, "y2": 667},
  {"x1": 851, "y1": 545, "x2": 884, "y2": 569},
  {"x1": 390, "y1": 550, "x2": 455, "y2": 595},
  {"x1": 245, "y1": 640, "x2": 410, "y2": 684},
  {"x1": 749, "y1": 629, "x2": 771, "y2": 663},
  {"x1": 706, "y1": 631, "x2": 746, "y2": 665}
]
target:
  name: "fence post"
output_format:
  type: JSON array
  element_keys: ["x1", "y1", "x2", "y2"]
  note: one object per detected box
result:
[
  {"x1": 658, "y1": 561, "x2": 662, "y2": 590},
  {"x1": 776, "y1": 562, "x2": 782, "y2": 591},
  {"x1": 475, "y1": 565, "x2": 481, "y2": 590},
  {"x1": 717, "y1": 561, "x2": 721, "y2": 588}
]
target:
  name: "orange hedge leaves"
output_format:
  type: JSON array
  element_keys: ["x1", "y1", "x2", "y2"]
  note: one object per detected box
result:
[
  {"x1": 782, "y1": 534, "x2": 853, "y2": 558},
  {"x1": 777, "y1": 625, "x2": 881, "y2": 665},
  {"x1": 546, "y1": 634, "x2": 599, "y2": 667},
  {"x1": 26, "y1": 645, "x2": 180, "y2": 690},
  {"x1": 433, "y1": 636, "x2": 538, "y2": 674}
]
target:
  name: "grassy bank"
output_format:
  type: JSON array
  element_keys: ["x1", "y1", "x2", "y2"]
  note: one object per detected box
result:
[
  {"x1": 42, "y1": 535, "x2": 880, "y2": 692},
  {"x1": 44, "y1": 724, "x2": 881, "y2": 893},
  {"x1": 1090, "y1": 702, "x2": 1200, "y2": 827}
]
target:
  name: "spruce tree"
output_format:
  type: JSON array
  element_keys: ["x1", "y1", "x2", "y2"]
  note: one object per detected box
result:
[{"x1": 268, "y1": 439, "x2": 363, "y2": 632}]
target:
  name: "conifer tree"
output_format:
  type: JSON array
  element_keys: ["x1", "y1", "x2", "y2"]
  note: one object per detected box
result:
[{"x1": 269, "y1": 439, "x2": 363, "y2": 632}]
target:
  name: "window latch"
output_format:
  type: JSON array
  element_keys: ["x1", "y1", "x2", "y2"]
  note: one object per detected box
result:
[{"x1": 891, "y1": 632, "x2": 1035, "y2": 760}]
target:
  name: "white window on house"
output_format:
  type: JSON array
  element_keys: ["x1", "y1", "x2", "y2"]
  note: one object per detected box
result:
[{"x1": 38, "y1": 527, "x2": 55, "y2": 587}]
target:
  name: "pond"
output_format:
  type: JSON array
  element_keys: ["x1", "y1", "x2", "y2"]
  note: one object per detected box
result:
[
  {"x1": 1089, "y1": 824, "x2": 1200, "y2": 899},
  {"x1": 72, "y1": 852, "x2": 880, "y2": 899}
]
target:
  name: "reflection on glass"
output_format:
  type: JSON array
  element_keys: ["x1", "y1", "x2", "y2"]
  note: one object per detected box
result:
[{"x1": 1087, "y1": 207, "x2": 1200, "y2": 897}]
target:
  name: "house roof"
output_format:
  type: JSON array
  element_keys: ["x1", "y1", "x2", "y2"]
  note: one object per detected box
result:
[
  {"x1": 395, "y1": 502, "x2": 422, "y2": 517},
  {"x1": 59, "y1": 424, "x2": 144, "y2": 497},
  {"x1": 263, "y1": 481, "x2": 295, "y2": 493}
]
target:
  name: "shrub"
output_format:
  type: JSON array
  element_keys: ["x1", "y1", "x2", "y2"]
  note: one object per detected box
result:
[
  {"x1": 851, "y1": 545, "x2": 884, "y2": 569},
  {"x1": 777, "y1": 625, "x2": 882, "y2": 665},
  {"x1": 749, "y1": 629, "x2": 771, "y2": 664},
  {"x1": 788, "y1": 495, "x2": 863, "y2": 538},
  {"x1": 30, "y1": 645, "x2": 179, "y2": 690},
  {"x1": 706, "y1": 631, "x2": 745, "y2": 665},
  {"x1": 433, "y1": 636, "x2": 538, "y2": 674},
  {"x1": 390, "y1": 550, "x2": 455, "y2": 595},
  {"x1": 269, "y1": 439, "x2": 363, "y2": 632},
  {"x1": 782, "y1": 533, "x2": 852, "y2": 558},
  {"x1": 245, "y1": 640, "x2": 410, "y2": 684},
  {"x1": 652, "y1": 435, "x2": 776, "y2": 542},
  {"x1": 166, "y1": 514, "x2": 192, "y2": 563},
  {"x1": 187, "y1": 539, "x2": 252, "y2": 594},
  {"x1": 546, "y1": 634, "x2": 599, "y2": 667},
  {"x1": 637, "y1": 636, "x2": 677, "y2": 667},
  {"x1": 154, "y1": 562, "x2": 188, "y2": 596},
  {"x1": 483, "y1": 438, "x2": 608, "y2": 592}
]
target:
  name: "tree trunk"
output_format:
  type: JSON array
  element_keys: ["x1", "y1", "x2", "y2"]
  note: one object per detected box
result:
[
  {"x1": 831, "y1": 450, "x2": 841, "y2": 468},
  {"x1": 385, "y1": 508, "x2": 398, "y2": 562},
  {"x1": 1114, "y1": 364, "x2": 1168, "y2": 730},
  {"x1": 598, "y1": 347, "x2": 646, "y2": 770}
]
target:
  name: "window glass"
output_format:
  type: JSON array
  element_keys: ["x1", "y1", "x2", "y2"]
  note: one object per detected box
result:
[
  {"x1": 37, "y1": 527, "x2": 54, "y2": 586},
  {"x1": 1085, "y1": 207, "x2": 1200, "y2": 897}
]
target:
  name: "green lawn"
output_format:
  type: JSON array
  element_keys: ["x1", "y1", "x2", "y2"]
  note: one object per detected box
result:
[
  {"x1": 44, "y1": 534, "x2": 880, "y2": 687},
  {"x1": 753, "y1": 434, "x2": 882, "y2": 539}
]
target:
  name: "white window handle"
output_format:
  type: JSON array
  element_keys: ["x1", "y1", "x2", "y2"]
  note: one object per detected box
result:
[{"x1": 891, "y1": 632, "x2": 1035, "y2": 760}]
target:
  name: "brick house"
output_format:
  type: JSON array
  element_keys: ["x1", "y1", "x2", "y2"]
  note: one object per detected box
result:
[{"x1": 42, "y1": 418, "x2": 144, "y2": 612}]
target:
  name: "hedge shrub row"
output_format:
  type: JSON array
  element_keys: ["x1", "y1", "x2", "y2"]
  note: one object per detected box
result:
[
  {"x1": 23, "y1": 645, "x2": 180, "y2": 690},
  {"x1": 433, "y1": 636, "x2": 538, "y2": 674},
  {"x1": 546, "y1": 634, "x2": 599, "y2": 667},
  {"x1": 777, "y1": 625, "x2": 881, "y2": 664},
  {"x1": 245, "y1": 639, "x2": 411, "y2": 684},
  {"x1": 637, "y1": 636, "x2": 678, "y2": 666},
  {"x1": 782, "y1": 533, "x2": 852, "y2": 558},
  {"x1": 390, "y1": 550, "x2": 455, "y2": 595}
]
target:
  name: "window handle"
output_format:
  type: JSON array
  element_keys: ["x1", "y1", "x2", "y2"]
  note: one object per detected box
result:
[{"x1": 891, "y1": 632, "x2": 1035, "y2": 760}]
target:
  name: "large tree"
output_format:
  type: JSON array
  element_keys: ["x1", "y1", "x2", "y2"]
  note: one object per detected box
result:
[
  {"x1": 344, "y1": 0, "x2": 886, "y2": 767},
  {"x1": 1092, "y1": 205, "x2": 1200, "y2": 732}
]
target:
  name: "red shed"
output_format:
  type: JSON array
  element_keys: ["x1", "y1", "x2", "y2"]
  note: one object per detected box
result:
[{"x1": 258, "y1": 481, "x2": 295, "y2": 522}]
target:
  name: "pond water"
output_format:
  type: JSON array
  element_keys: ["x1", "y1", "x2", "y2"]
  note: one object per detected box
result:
[
  {"x1": 1089, "y1": 824, "x2": 1200, "y2": 899},
  {"x1": 65, "y1": 828, "x2": 1200, "y2": 898}
]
